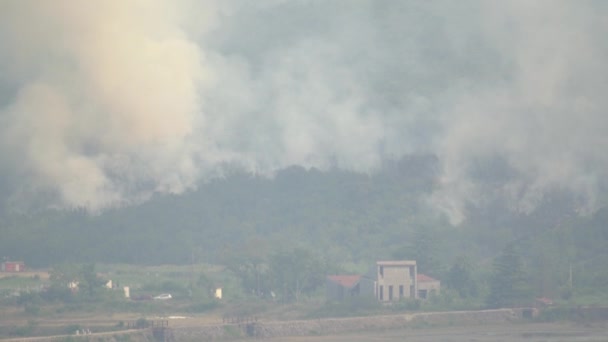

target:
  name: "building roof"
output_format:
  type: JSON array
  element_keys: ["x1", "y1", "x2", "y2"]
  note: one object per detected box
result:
[
  {"x1": 535, "y1": 297, "x2": 553, "y2": 306},
  {"x1": 376, "y1": 260, "x2": 416, "y2": 266},
  {"x1": 417, "y1": 273, "x2": 439, "y2": 283},
  {"x1": 327, "y1": 275, "x2": 361, "y2": 288}
]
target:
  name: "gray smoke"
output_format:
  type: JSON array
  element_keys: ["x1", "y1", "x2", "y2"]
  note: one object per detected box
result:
[{"x1": 1, "y1": 1, "x2": 607, "y2": 223}]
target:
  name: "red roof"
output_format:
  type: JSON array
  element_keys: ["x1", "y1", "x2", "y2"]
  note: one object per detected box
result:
[
  {"x1": 327, "y1": 275, "x2": 361, "y2": 288},
  {"x1": 536, "y1": 297, "x2": 553, "y2": 305},
  {"x1": 417, "y1": 274, "x2": 438, "y2": 282}
]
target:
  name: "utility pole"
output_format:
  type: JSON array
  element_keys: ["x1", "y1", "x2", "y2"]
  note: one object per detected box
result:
[
  {"x1": 568, "y1": 262, "x2": 573, "y2": 289},
  {"x1": 190, "y1": 248, "x2": 195, "y2": 297}
]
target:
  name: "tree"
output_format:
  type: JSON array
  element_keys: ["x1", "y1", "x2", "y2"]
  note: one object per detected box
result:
[
  {"x1": 445, "y1": 255, "x2": 477, "y2": 298},
  {"x1": 269, "y1": 247, "x2": 326, "y2": 302},
  {"x1": 78, "y1": 263, "x2": 105, "y2": 298},
  {"x1": 486, "y1": 244, "x2": 532, "y2": 308},
  {"x1": 391, "y1": 226, "x2": 441, "y2": 275},
  {"x1": 222, "y1": 238, "x2": 271, "y2": 297},
  {"x1": 48, "y1": 263, "x2": 104, "y2": 300}
]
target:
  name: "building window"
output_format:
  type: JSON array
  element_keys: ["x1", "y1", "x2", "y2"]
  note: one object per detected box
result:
[
  {"x1": 388, "y1": 285, "x2": 393, "y2": 301},
  {"x1": 379, "y1": 285, "x2": 384, "y2": 300},
  {"x1": 379, "y1": 266, "x2": 384, "y2": 278},
  {"x1": 418, "y1": 289, "x2": 428, "y2": 299},
  {"x1": 399, "y1": 285, "x2": 404, "y2": 297}
]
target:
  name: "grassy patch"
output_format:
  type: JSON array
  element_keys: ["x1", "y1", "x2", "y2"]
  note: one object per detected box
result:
[
  {"x1": 223, "y1": 324, "x2": 243, "y2": 338},
  {"x1": 307, "y1": 297, "x2": 383, "y2": 319},
  {"x1": 0, "y1": 275, "x2": 45, "y2": 290}
]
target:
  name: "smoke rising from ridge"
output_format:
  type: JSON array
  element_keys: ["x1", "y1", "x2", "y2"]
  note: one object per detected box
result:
[
  {"x1": 0, "y1": 1, "x2": 214, "y2": 209},
  {"x1": 1, "y1": 1, "x2": 607, "y2": 223}
]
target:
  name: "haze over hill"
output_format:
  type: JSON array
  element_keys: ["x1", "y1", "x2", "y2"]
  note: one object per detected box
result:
[{"x1": 0, "y1": 1, "x2": 607, "y2": 224}]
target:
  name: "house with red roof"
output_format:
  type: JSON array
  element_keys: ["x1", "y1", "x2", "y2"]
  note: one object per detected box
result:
[
  {"x1": 417, "y1": 273, "x2": 440, "y2": 299},
  {"x1": 326, "y1": 275, "x2": 362, "y2": 300},
  {"x1": 326, "y1": 261, "x2": 441, "y2": 302}
]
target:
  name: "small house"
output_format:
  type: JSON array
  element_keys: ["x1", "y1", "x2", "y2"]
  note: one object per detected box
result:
[
  {"x1": 417, "y1": 273, "x2": 440, "y2": 299},
  {"x1": 326, "y1": 260, "x2": 441, "y2": 303},
  {"x1": 326, "y1": 275, "x2": 361, "y2": 301},
  {"x1": 327, "y1": 260, "x2": 419, "y2": 302}
]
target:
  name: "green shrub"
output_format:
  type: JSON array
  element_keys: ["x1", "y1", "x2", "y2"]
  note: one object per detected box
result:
[
  {"x1": 113, "y1": 334, "x2": 133, "y2": 342},
  {"x1": 41, "y1": 286, "x2": 74, "y2": 302},
  {"x1": 309, "y1": 297, "x2": 382, "y2": 318},
  {"x1": 391, "y1": 298, "x2": 421, "y2": 311},
  {"x1": 422, "y1": 289, "x2": 483, "y2": 311},
  {"x1": 8, "y1": 321, "x2": 37, "y2": 337},
  {"x1": 64, "y1": 324, "x2": 81, "y2": 334},
  {"x1": 24, "y1": 303, "x2": 41, "y2": 315},
  {"x1": 185, "y1": 300, "x2": 219, "y2": 313},
  {"x1": 223, "y1": 324, "x2": 242, "y2": 338}
]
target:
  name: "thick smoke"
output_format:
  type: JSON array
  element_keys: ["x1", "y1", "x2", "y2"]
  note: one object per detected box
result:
[
  {"x1": 0, "y1": 1, "x2": 213, "y2": 209},
  {"x1": 0, "y1": 1, "x2": 607, "y2": 223},
  {"x1": 430, "y1": 1, "x2": 608, "y2": 223}
]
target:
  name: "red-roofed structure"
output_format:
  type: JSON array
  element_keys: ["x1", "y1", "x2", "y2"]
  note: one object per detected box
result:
[
  {"x1": 535, "y1": 297, "x2": 553, "y2": 307},
  {"x1": 325, "y1": 261, "x2": 441, "y2": 302},
  {"x1": 327, "y1": 275, "x2": 361, "y2": 288},
  {"x1": 326, "y1": 275, "x2": 361, "y2": 300},
  {"x1": 417, "y1": 273, "x2": 440, "y2": 298},
  {"x1": 417, "y1": 273, "x2": 438, "y2": 283},
  {"x1": 1, "y1": 261, "x2": 25, "y2": 272}
]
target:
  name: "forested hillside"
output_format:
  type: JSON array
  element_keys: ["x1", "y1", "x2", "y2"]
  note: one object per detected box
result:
[
  {"x1": 0, "y1": 155, "x2": 437, "y2": 265},
  {"x1": 0, "y1": 154, "x2": 607, "y2": 302}
]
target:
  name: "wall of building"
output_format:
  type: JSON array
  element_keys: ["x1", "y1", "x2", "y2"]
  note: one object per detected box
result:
[
  {"x1": 326, "y1": 279, "x2": 346, "y2": 301},
  {"x1": 376, "y1": 263, "x2": 416, "y2": 301},
  {"x1": 417, "y1": 280, "x2": 440, "y2": 299},
  {"x1": 358, "y1": 277, "x2": 376, "y2": 299},
  {"x1": 1, "y1": 262, "x2": 25, "y2": 272}
]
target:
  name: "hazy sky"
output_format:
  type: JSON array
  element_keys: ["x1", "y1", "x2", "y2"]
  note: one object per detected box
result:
[{"x1": 0, "y1": 1, "x2": 606, "y2": 223}]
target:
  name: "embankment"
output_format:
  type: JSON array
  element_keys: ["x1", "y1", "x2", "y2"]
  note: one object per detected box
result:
[
  {"x1": 1, "y1": 329, "x2": 149, "y2": 342},
  {"x1": 173, "y1": 308, "x2": 524, "y2": 340}
]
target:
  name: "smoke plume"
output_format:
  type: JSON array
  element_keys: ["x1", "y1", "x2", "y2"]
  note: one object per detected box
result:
[{"x1": 1, "y1": 1, "x2": 607, "y2": 223}]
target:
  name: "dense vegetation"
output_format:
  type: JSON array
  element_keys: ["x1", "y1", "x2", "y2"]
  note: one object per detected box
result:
[{"x1": 1, "y1": 154, "x2": 607, "y2": 309}]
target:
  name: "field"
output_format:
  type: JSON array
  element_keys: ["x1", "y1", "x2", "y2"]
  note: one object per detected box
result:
[
  {"x1": 246, "y1": 322, "x2": 608, "y2": 342},
  {"x1": 2, "y1": 265, "x2": 608, "y2": 341},
  {"x1": 0, "y1": 271, "x2": 49, "y2": 280},
  {"x1": 0, "y1": 263, "x2": 323, "y2": 339}
]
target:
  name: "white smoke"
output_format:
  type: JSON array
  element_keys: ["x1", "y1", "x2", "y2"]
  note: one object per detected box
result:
[
  {"x1": 0, "y1": 1, "x2": 607, "y2": 222},
  {"x1": 0, "y1": 1, "x2": 214, "y2": 210},
  {"x1": 430, "y1": 1, "x2": 608, "y2": 223}
]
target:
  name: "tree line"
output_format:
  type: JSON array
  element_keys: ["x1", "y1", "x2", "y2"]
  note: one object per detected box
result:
[{"x1": 0, "y1": 155, "x2": 607, "y2": 307}]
